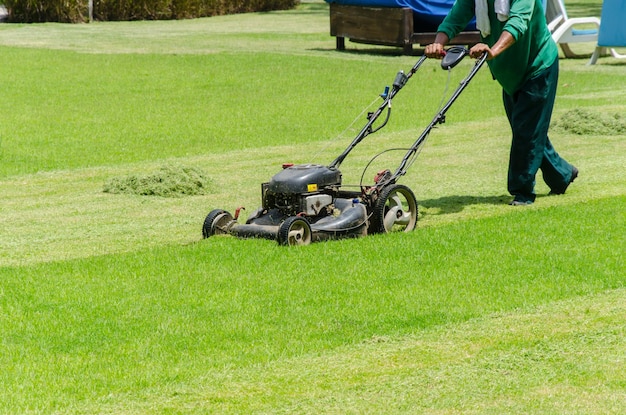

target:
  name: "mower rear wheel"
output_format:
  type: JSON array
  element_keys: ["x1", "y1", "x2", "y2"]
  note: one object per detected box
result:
[
  {"x1": 370, "y1": 184, "x2": 418, "y2": 234},
  {"x1": 278, "y1": 216, "x2": 312, "y2": 246},
  {"x1": 202, "y1": 209, "x2": 234, "y2": 238}
]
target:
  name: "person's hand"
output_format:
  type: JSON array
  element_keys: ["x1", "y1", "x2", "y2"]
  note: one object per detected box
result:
[
  {"x1": 424, "y1": 43, "x2": 446, "y2": 59},
  {"x1": 469, "y1": 43, "x2": 494, "y2": 60}
]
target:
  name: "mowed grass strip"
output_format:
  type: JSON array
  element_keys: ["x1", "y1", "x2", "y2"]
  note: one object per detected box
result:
[
  {"x1": 0, "y1": 48, "x2": 394, "y2": 177},
  {"x1": 1, "y1": 102, "x2": 624, "y2": 267},
  {"x1": 0, "y1": 196, "x2": 624, "y2": 413},
  {"x1": 119, "y1": 288, "x2": 626, "y2": 414}
]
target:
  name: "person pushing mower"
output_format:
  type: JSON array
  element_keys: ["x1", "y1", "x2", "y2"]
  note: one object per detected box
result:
[{"x1": 425, "y1": 0, "x2": 578, "y2": 205}]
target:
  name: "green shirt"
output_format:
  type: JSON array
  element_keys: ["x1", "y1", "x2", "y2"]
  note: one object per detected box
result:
[{"x1": 437, "y1": 0, "x2": 558, "y2": 95}]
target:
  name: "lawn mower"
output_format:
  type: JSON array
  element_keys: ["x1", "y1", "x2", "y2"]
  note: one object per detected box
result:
[{"x1": 202, "y1": 47, "x2": 487, "y2": 245}]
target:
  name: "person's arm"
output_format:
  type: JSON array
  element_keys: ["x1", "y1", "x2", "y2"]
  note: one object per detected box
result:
[
  {"x1": 469, "y1": 0, "x2": 534, "y2": 60},
  {"x1": 426, "y1": 0, "x2": 474, "y2": 59},
  {"x1": 469, "y1": 30, "x2": 516, "y2": 59}
]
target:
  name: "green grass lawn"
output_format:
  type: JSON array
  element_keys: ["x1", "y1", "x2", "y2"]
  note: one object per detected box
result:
[{"x1": 0, "y1": 1, "x2": 625, "y2": 413}]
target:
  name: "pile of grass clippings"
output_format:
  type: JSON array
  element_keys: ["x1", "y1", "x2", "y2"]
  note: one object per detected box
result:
[
  {"x1": 103, "y1": 164, "x2": 214, "y2": 197},
  {"x1": 553, "y1": 108, "x2": 626, "y2": 136}
]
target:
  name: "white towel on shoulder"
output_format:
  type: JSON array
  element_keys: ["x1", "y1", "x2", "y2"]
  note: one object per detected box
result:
[
  {"x1": 495, "y1": 0, "x2": 510, "y2": 22},
  {"x1": 475, "y1": 0, "x2": 510, "y2": 37},
  {"x1": 475, "y1": 0, "x2": 490, "y2": 37}
]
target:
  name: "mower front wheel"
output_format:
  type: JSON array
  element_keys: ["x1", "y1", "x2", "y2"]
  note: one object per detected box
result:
[
  {"x1": 202, "y1": 209, "x2": 234, "y2": 238},
  {"x1": 278, "y1": 216, "x2": 312, "y2": 246},
  {"x1": 370, "y1": 184, "x2": 418, "y2": 234}
]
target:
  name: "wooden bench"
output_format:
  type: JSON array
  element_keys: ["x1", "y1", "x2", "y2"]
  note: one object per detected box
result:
[{"x1": 330, "y1": 3, "x2": 481, "y2": 54}]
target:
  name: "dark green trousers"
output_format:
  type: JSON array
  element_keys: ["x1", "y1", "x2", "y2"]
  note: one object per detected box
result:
[{"x1": 503, "y1": 58, "x2": 575, "y2": 203}]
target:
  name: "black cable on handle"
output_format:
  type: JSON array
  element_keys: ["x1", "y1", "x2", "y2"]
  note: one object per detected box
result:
[
  {"x1": 383, "y1": 51, "x2": 488, "y2": 186},
  {"x1": 328, "y1": 55, "x2": 428, "y2": 170}
]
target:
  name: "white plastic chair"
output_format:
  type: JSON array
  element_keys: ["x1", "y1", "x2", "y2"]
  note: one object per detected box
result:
[
  {"x1": 588, "y1": 0, "x2": 626, "y2": 65},
  {"x1": 545, "y1": 0, "x2": 600, "y2": 58}
]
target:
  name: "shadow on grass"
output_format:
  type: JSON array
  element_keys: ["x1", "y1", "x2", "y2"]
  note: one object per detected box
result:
[
  {"x1": 599, "y1": 59, "x2": 626, "y2": 67},
  {"x1": 310, "y1": 46, "x2": 425, "y2": 57},
  {"x1": 419, "y1": 194, "x2": 510, "y2": 215},
  {"x1": 275, "y1": 1, "x2": 329, "y2": 17}
]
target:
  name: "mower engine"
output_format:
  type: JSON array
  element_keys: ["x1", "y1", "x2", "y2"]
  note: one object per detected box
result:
[{"x1": 262, "y1": 164, "x2": 341, "y2": 216}]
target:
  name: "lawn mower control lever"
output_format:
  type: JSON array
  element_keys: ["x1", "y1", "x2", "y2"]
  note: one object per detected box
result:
[
  {"x1": 380, "y1": 86, "x2": 390, "y2": 99},
  {"x1": 441, "y1": 46, "x2": 469, "y2": 70}
]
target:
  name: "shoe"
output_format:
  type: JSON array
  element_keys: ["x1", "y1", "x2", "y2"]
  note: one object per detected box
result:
[
  {"x1": 549, "y1": 166, "x2": 579, "y2": 195},
  {"x1": 509, "y1": 200, "x2": 533, "y2": 206}
]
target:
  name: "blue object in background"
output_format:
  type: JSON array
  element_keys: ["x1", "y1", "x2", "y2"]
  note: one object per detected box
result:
[
  {"x1": 325, "y1": 0, "x2": 476, "y2": 32},
  {"x1": 396, "y1": 0, "x2": 476, "y2": 31},
  {"x1": 598, "y1": 0, "x2": 626, "y2": 47}
]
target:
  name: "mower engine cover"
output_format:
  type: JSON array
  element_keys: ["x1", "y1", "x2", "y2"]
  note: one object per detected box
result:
[
  {"x1": 267, "y1": 164, "x2": 341, "y2": 194},
  {"x1": 263, "y1": 164, "x2": 342, "y2": 216}
]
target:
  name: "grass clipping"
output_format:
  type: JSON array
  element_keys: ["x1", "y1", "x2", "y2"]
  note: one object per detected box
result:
[
  {"x1": 103, "y1": 164, "x2": 214, "y2": 197},
  {"x1": 554, "y1": 108, "x2": 626, "y2": 136}
]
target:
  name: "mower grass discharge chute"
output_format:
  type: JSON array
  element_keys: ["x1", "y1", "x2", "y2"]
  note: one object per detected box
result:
[{"x1": 203, "y1": 47, "x2": 487, "y2": 246}]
